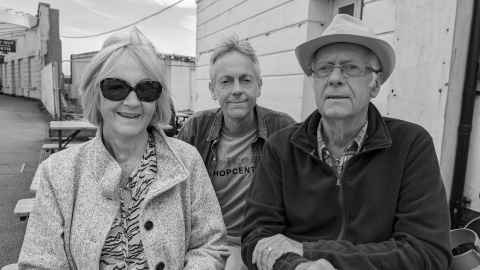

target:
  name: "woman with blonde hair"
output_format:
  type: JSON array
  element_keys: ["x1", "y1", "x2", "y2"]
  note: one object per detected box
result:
[{"x1": 18, "y1": 28, "x2": 227, "y2": 270}]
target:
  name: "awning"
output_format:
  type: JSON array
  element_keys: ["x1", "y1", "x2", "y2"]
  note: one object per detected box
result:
[{"x1": 0, "y1": 8, "x2": 37, "y2": 38}]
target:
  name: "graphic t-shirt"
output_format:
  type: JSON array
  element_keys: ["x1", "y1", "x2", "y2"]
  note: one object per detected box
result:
[{"x1": 212, "y1": 128, "x2": 257, "y2": 243}]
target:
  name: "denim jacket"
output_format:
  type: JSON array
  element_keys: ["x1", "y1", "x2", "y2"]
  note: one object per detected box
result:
[{"x1": 177, "y1": 105, "x2": 295, "y2": 178}]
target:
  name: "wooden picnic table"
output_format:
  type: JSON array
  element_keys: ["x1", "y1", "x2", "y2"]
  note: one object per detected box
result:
[{"x1": 49, "y1": 120, "x2": 97, "y2": 148}]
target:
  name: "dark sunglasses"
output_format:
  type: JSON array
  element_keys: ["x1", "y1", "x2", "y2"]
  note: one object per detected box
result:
[{"x1": 100, "y1": 78, "x2": 163, "y2": 102}]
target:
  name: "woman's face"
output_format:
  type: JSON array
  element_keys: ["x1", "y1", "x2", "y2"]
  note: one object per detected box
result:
[{"x1": 99, "y1": 53, "x2": 158, "y2": 139}]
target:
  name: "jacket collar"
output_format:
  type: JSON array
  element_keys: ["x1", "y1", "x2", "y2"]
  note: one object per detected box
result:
[
  {"x1": 291, "y1": 103, "x2": 392, "y2": 157},
  {"x1": 88, "y1": 127, "x2": 189, "y2": 200},
  {"x1": 206, "y1": 105, "x2": 269, "y2": 142}
]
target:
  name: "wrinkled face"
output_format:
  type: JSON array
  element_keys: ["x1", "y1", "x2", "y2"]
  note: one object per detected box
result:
[
  {"x1": 311, "y1": 43, "x2": 381, "y2": 120},
  {"x1": 209, "y1": 51, "x2": 262, "y2": 123},
  {"x1": 99, "y1": 53, "x2": 157, "y2": 139}
]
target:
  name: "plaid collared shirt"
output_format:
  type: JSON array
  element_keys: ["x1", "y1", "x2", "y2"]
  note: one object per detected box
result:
[{"x1": 317, "y1": 121, "x2": 368, "y2": 179}]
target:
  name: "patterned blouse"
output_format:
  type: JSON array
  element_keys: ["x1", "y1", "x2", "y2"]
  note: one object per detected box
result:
[{"x1": 100, "y1": 132, "x2": 157, "y2": 270}]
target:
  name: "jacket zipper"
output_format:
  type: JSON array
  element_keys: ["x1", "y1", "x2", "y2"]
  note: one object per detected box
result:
[
  {"x1": 310, "y1": 150, "x2": 347, "y2": 240},
  {"x1": 306, "y1": 141, "x2": 390, "y2": 241},
  {"x1": 336, "y1": 172, "x2": 346, "y2": 240}
]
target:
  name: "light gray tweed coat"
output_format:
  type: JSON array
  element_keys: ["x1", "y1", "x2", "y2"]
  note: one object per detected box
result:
[{"x1": 18, "y1": 128, "x2": 228, "y2": 270}]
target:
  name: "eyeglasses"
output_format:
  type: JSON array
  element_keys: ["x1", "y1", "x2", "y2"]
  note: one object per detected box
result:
[
  {"x1": 311, "y1": 63, "x2": 379, "y2": 78},
  {"x1": 100, "y1": 78, "x2": 163, "y2": 102}
]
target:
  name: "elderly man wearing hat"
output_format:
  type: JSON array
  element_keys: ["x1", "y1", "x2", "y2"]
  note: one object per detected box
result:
[{"x1": 241, "y1": 14, "x2": 451, "y2": 270}]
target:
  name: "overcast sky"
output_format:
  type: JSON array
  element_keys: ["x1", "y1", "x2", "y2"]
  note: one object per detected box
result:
[{"x1": 0, "y1": 0, "x2": 196, "y2": 73}]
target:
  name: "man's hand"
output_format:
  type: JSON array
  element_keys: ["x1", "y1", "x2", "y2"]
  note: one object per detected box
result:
[
  {"x1": 295, "y1": 259, "x2": 336, "y2": 270},
  {"x1": 252, "y1": 234, "x2": 303, "y2": 270}
]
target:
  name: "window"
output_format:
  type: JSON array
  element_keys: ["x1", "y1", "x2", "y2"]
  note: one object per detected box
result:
[
  {"x1": 333, "y1": 0, "x2": 362, "y2": 18},
  {"x1": 339, "y1": 3, "x2": 355, "y2": 16}
]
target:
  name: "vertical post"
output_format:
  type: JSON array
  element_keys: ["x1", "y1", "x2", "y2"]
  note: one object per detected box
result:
[{"x1": 450, "y1": 0, "x2": 480, "y2": 227}]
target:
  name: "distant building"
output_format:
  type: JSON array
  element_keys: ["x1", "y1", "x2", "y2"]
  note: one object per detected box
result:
[
  {"x1": 0, "y1": 2, "x2": 61, "y2": 100},
  {"x1": 70, "y1": 51, "x2": 195, "y2": 111}
]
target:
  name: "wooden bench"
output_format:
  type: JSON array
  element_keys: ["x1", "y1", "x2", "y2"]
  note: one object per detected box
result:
[
  {"x1": 14, "y1": 198, "x2": 35, "y2": 221},
  {"x1": 1, "y1": 263, "x2": 18, "y2": 270},
  {"x1": 41, "y1": 142, "x2": 82, "y2": 153},
  {"x1": 39, "y1": 141, "x2": 83, "y2": 162}
]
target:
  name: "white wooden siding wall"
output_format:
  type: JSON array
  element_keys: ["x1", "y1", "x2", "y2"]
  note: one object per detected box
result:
[
  {"x1": 3, "y1": 62, "x2": 12, "y2": 95},
  {"x1": 1, "y1": 55, "x2": 42, "y2": 99},
  {"x1": 196, "y1": 0, "x2": 311, "y2": 120},
  {"x1": 360, "y1": 0, "x2": 457, "y2": 162},
  {"x1": 3, "y1": 29, "x2": 44, "y2": 99},
  {"x1": 196, "y1": 0, "x2": 459, "y2": 168},
  {"x1": 18, "y1": 58, "x2": 25, "y2": 96},
  {"x1": 2, "y1": 5, "x2": 50, "y2": 100},
  {"x1": 31, "y1": 56, "x2": 42, "y2": 99},
  {"x1": 15, "y1": 59, "x2": 21, "y2": 96}
]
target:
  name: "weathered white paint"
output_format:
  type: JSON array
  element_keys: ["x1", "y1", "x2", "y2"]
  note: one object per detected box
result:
[
  {"x1": 163, "y1": 58, "x2": 196, "y2": 111},
  {"x1": 196, "y1": 0, "x2": 312, "y2": 120},
  {"x1": 41, "y1": 63, "x2": 57, "y2": 118},
  {"x1": 0, "y1": 3, "x2": 60, "y2": 101},
  {"x1": 196, "y1": 0, "x2": 466, "y2": 192},
  {"x1": 70, "y1": 51, "x2": 97, "y2": 100}
]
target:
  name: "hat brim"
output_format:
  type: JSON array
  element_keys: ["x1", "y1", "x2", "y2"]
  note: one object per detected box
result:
[{"x1": 295, "y1": 34, "x2": 395, "y2": 82}]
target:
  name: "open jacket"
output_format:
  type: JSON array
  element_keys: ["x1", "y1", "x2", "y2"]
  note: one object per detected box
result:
[
  {"x1": 177, "y1": 105, "x2": 295, "y2": 179},
  {"x1": 242, "y1": 104, "x2": 451, "y2": 270},
  {"x1": 19, "y1": 128, "x2": 228, "y2": 270}
]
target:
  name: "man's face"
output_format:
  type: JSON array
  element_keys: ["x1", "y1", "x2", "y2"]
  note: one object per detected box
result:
[
  {"x1": 311, "y1": 43, "x2": 381, "y2": 120},
  {"x1": 209, "y1": 51, "x2": 261, "y2": 122}
]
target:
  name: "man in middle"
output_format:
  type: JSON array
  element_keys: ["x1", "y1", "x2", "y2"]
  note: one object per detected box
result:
[{"x1": 177, "y1": 36, "x2": 296, "y2": 269}]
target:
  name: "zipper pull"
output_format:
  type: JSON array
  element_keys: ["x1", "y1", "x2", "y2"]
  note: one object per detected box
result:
[{"x1": 336, "y1": 176, "x2": 341, "y2": 186}]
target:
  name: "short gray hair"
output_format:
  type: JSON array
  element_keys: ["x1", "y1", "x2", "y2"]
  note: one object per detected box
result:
[
  {"x1": 80, "y1": 28, "x2": 171, "y2": 128},
  {"x1": 209, "y1": 35, "x2": 261, "y2": 81}
]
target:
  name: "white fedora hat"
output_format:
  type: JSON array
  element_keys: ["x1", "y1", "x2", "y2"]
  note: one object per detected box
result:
[{"x1": 295, "y1": 14, "x2": 395, "y2": 82}]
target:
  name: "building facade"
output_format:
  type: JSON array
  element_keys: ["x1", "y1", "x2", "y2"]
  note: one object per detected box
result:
[{"x1": 0, "y1": 2, "x2": 61, "y2": 101}]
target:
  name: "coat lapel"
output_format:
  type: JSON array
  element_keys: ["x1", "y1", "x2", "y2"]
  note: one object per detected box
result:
[
  {"x1": 70, "y1": 128, "x2": 189, "y2": 269},
  {"x1": 144, "y1": 129, "x2": 189, "y2": 203},
  {"x1": 70, "y1": 136, "x2": 121, "y2": 269}
]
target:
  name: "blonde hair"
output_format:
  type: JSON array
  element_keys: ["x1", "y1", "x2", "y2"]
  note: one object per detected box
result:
[{"x1": 80, "y1": 27, "x2": 171, "y2": 128}]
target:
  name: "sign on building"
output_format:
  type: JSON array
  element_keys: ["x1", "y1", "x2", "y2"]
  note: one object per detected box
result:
[{"x1": 0, "y1": 39, "x2": 16, "y2": 53}]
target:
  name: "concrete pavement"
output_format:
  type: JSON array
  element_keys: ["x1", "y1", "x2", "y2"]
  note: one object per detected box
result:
[{"x1": 0, "y1": 94, "x2": 50, "y2": 266}]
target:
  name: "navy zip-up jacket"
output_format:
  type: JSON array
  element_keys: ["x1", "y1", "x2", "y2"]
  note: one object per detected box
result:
[{"x1": 242, "y1": 104, "x2": 451, "y2": 270}]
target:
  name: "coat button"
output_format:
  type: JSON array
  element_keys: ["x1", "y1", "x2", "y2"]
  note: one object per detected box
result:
[
  {"x1": 156, "y1": 262, "x2": 165, "y2": 270},
  {"x1": 144, "y1": 220, "x2": 153, "y2": 231}
]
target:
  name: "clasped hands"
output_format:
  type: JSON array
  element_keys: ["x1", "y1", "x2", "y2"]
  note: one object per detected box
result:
[{"x1": 252, "y1": 234, "x2": 336, "y2": 270}]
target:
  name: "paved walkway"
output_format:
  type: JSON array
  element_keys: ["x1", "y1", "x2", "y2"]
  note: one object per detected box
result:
[{"x1": 0, "y1": 94, "x2": 50, "y2": 266}]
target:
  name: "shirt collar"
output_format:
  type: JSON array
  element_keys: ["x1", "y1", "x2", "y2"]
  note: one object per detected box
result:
[
  {"x1": 206, "y1": 105, "x2": 267, "y2": 142},
  {"x1": 317, "y1": 120, "x2": 369, "y2": 156}
]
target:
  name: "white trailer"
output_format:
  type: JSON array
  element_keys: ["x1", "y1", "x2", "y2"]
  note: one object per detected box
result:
[{"x1": 70, "y1": 51, "x2": 196, "y2": 111}]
